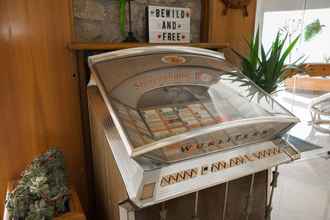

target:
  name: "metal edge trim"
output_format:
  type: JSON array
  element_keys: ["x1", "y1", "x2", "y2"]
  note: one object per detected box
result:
[
  {"x1": 88, "y1": 46, "x2": 225, "y2": 64},
  {"x1": 132, "y1": 143, "x2": 294, "y2": 208},
  {"x1": 90, "y1": 74, "x2": 135, "y2": 156}
]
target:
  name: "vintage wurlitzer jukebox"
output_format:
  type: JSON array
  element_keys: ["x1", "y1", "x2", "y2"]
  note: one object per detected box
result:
[{"x1": 87, "y1": 46, "x2": 300, "y2": 220}]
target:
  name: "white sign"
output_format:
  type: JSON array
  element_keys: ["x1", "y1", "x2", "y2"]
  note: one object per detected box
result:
[{"x1": 148, "y1": 6, "x2": 191, "y2": 43}]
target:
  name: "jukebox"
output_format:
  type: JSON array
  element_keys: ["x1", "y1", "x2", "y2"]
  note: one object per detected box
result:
[{"x1": 87, "y1": 46, "x2": 300, "y2": 220}]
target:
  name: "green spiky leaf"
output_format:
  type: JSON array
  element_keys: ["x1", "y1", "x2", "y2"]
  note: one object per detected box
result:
[{"x1": 233, "y1": 27, "x2": 304, "y2": 95}]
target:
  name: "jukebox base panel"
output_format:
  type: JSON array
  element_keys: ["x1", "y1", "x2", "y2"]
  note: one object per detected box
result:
[{"x1": 120, "y1": 172, "x2": 268, "y2": 220}]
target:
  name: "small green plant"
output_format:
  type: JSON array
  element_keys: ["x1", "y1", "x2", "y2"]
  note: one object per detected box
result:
[
  {"x1": 234, "y1": 29, "x2": 304, "y2": 95},
  {"x1": 304, "y1": 19, "x2": 325, "y2": 41}
]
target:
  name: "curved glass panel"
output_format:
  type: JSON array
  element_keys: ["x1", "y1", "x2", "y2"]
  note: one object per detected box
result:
[{"x1": 108, "y1": 66, "x2": 295, "y2": 149}]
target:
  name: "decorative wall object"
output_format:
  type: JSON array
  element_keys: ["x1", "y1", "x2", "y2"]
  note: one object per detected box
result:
[
  {"x1": 221, "y1": 0, "x2": 251, "y2": 17},
  {"x1": 73, "y1": 0, "x2": 201, "y2": 42},
  {"x1": 123, "y1": 0, "x2": 139, "y2": 42}
]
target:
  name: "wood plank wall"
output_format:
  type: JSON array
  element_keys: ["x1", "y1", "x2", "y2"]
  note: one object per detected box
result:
[
  {"x1": 0, "y1": 0, "x2": 88, "y2": 217},
  {"x1": 208, "y1": 0, "x2": 257, "y2": 64}
]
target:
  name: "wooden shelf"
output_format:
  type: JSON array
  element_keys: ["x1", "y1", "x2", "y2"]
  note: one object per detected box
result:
[
  {"x1": 285, "y1": 77, "x2": 330, "y2": 92},
  {"x1": 69, "y1": 42, "x2": 229, "y2": 51}
]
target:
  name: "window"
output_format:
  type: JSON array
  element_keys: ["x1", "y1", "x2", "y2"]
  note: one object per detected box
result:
[
  {"x1": 257, "y1": 0, "x2": 330, "y2": 63},
  {"x1": 256, "y1": 0, "x2": 330, "y2": 130}
]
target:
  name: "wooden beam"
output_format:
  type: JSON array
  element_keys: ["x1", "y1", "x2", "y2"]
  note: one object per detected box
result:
[
  {"x1": 305, "y1": 64, "x2": 330, "y2": 76},
  {"x1": 200, "y1": 0, "x2": 210, "y2": 42},
  {"x1": 207, "y1": 0, "x2": 257, "y2": 65}
]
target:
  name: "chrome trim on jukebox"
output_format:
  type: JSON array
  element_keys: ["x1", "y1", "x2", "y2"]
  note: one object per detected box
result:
[
  {"x1": 135, "y1": 141, "x2": 297, "y2": 207},
  {"x1": 88, "y1": 46, "x2": 225, "y2": 65}
]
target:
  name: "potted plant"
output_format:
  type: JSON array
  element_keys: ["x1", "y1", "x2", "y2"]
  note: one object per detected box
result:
[
  {"x1": 233, "y1": 29, "x2": 304, "y2": 95},
  {"x1": 4, "y1": 149, "x2": 85, "y2": 220}
]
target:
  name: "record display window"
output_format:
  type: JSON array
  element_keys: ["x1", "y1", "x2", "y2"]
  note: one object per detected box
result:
[{"x1": 103, "y1": 67, "x2": 295, "y2": 162}]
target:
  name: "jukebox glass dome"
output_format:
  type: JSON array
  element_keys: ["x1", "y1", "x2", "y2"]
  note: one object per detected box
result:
[{"x1": 89, "y1": 46, "x2": 299, "y2": 163}]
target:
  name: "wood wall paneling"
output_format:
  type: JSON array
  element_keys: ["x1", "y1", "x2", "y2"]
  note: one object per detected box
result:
[
  {"x1": 0, "y1": 0, "x2": 88, "y2": 218},
  {"x1": 208, "y1": 0, "x2": 257, "y2": 65}
]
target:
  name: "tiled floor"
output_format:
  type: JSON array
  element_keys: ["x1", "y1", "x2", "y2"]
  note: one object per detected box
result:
[
  {"x1": 271, "y1": 90, "x2": 330, "y2": 220},
  {"x1": 272, "y1": 157, "x2": 330, "y2": 220}
]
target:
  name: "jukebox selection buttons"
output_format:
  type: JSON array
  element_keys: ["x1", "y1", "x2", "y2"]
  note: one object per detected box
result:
[
  {"x1": 153, "y1": 130, "x2": 171, "y2": 139},
  {"x1": 142, "y1": 109, "x2": 167, "y2": 132},
  {"x1": 188, "y1": 103, "x2": 215, "y2": 126},
  {"x1": 115, "y1": 99, "x2": 225, "y2": 146},
  {"x1": 158, "y1": 107, "x2": 186, "y2": 130},
  {"x1": 175, "y1": 106, "x2": 200, "y2": 128},
  {"x1": 171, "y1": 127, "x2": 187, "y2": 135},
  {"x1": 140, "y1": 102, "x2": 222, "y2": 141},
  {"x1": 143, "y1": 109, "x2": 163, "y2": 123}
]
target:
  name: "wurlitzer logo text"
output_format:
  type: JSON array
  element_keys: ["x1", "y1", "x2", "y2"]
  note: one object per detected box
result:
[{"x1": 160, "y1": 147, "x2": 282, "y2": 187}]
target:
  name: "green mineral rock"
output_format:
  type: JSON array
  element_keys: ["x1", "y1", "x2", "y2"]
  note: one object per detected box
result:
[{"x1": 5, "y1": 148, "x2": 69, "y2": 220}]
